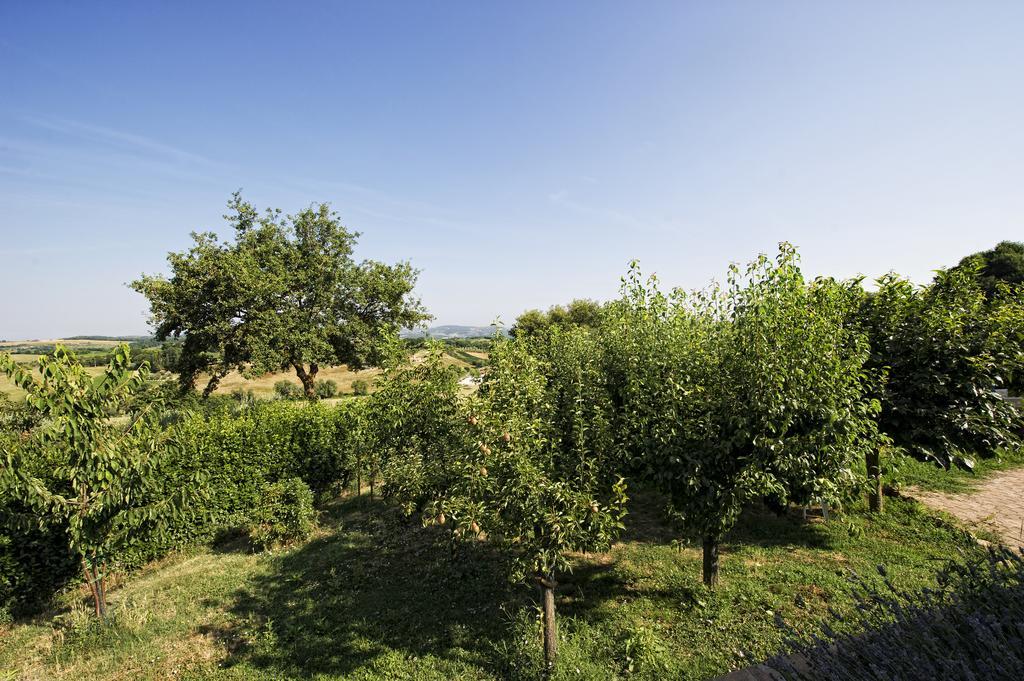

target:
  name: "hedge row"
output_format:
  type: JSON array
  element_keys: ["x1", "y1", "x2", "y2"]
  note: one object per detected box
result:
[{"x1": 0, "y1": 399, "x2": 367, "y2": 620}]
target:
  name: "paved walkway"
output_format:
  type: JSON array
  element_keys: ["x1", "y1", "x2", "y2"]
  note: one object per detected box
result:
[{"x1": 912, "y1": 467, "x2": 1024, "y2": 547}]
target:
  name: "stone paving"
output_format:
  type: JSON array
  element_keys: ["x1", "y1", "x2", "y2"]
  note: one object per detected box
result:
[{"x1": 911, "y1": 467, "x2": 1024, "y2": 547}]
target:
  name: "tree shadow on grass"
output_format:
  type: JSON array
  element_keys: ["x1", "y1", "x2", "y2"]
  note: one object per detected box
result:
[
  {"x1": 556, "y1": 492, "x2": 841, "y2": 630},
  {"x1": 204, "y1": 495, "x2": 531, "y2": 679},
  {"x1": 619, "y1": 485, "x2": 838, "y2": 551},
  {"x1": 728, "y1": 504, "x2": 838, "y2": 552}
]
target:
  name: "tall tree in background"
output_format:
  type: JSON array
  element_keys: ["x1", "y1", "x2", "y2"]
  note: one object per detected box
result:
[
  {"x1": 857, "y1": 264, "x2": 1023, "y2": 470},
  {"x1": 510, "y1": 298, "x2": 605, "y2": 339},
  {"x1": 953, "y1": 241, "x2": 1024, "y2": 298},
  {"x1": 133, "y1": 194, "x2": 430, "y2": 398}
]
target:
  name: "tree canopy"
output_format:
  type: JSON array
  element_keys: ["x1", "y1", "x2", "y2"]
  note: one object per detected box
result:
[
  {"x1": 510, "y1": 298, "x2": 605, "y2": 339},
  {"x1": 952, "y1": 240, "x2": 1024, "y2": 297},
  {"x1": 132, "y1": 193, "x2": 430, "y2": 398},
  {"x1": 604, "y1": 245, "x2": 878, "y2": 586}
]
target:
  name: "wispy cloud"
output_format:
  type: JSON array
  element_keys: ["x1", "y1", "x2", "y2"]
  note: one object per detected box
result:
[
  {"x1": 547, "y1": 188, "x2": 681, "y2": 237},
  {"x1": 24, "y1": 115, "x2": 218, "y2": 167},
  {"x1": 548, "y1": 189, "x2": 643, "y2": 229}
]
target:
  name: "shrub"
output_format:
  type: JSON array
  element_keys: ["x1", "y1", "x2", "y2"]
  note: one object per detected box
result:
[
  {"x1": 315, "y1": 379, "x2": 338, "y2": 399},
  {"x1": 164, "y1": 400, "x2": 363, "y2": 539},
  {"x1": 351, "y1": 379, "x2": 369, "y2": 396},
  {"x1": 229, "y1": 387, "x2": 256, "y2": 403},
  {"x1": 274, "y1": 380, "x2": 301, "y2": 399},
  {"x1": 247, "y1": 478, "x2": 316, "y2": 550},
  {"x1": 762, "y1": 548, "x2": 1024, "y2": 679},
  {"x1": 0, "y1": 513, "x2": 76, "y2": 621}
]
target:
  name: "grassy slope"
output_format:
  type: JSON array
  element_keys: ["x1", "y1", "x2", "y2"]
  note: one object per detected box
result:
[
  {"x1": 895, "y1": 447, "x2": 1024, "y2": 494},
  {"x1": 0, "y1": 493, "x2": 984, "y2": 681},
  {"x1": 203, "y1": 351, "x2": 473, "y2": 398},
  {"x1": 0, "y1": 349, "x2": 475, "y2": 400}
]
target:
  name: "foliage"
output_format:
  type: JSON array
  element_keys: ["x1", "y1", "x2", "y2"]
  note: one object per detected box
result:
[
  {"x1": 315, "y1": 379, "x2": 338, "y2": 399},
  {"x1": 857, "y1": 265, "x2": 1024, "y2": 469},
  {"x1": 763, "y1": 547, "x2": 1024, "y2": 680},
  {"x1": 604, "y1": 245, "x2": 878, "y2": 586},
  {"x1": 422, "y1": 330, "x2": 628, "y2": 672},
  {"x1": 247, "y1": 478, "x2": 317, "y2": 550},
  {"x1": 229, "y1": 387, "x2": 256, "y2": 404},
  {"x1": 132, "y1": 192, "x2": 429, "y2": 398},
  {"x1": 511, "y1": 298, "x2": 606, "y2": 339},
  {"x1": 274, "y1": 380, "x2": 301, "y2": 399},
  {"x1": 168, "y1": 400, "x2": 364, "y2": 537},
  {"x1": 0, "y1": 345, "x2": 194, "y2": 617},
  {"x1": 0, "y1": 392, "x2": 40, "y2": 433},
  {"x1": 351, "y1": 378, "x2": 369, "y2": 396},
  {"x1": 953, "y1": 240, "x2": 1024, "y2": 298},
  {"x1": 0, "y1": 507, "x2": 76, "y2": 623},
  {"x1": 368, "y1": 342, "x2": 469, "y2": 512}
]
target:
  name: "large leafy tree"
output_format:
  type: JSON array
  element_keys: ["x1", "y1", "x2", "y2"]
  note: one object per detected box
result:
[
  {"x1": 0, "y1": 345, "x2": 191, "y2": 617},
  {"x1": 510, "y1": 298, "x2": 605, "y2": 339},
  {"x1": 132, "y1": 193, "x2": 430, "y2": 398},
  {"x1": 953, "y1": 240, "x2": 1024, "y2": 298},
  {"x1": 857, "y1": 265, "x2": 1023, "y2": 470}
]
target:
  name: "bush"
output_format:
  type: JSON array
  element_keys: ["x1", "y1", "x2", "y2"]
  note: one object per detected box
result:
[
  {"x1": 229, "y1": 387, "x2": 255, "y2": 403},
  {"x1": 160, "y1": 400, "x2": 364, "y2": 542},
  {"x1": 351, "y1": 379, "x2": 369, "y2": 396},
  {"x1": 0, "y1": 513, "x2": 76, "y2": 621},
  {"x1": 274, "y1": 380, "x2": 301, "y2": 399},
  {"x1": 247, "y1": 478, "x2": 316, "y2": 550},
  {"x1": 762, "y1": 548, "x2": 1024, "y2": 679},
  {"x1": 315, "y1": 379, "x2": 338, "y2": 399},
  {"x1": 48, "y1": 398, "x2": 367, "y2": 573}
]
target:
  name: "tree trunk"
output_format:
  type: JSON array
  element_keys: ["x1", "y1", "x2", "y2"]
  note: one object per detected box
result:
[
  {"x1": 293, "y1": 362, "x2": 319, "y2": 400},
  {"x1": 867, "y1": 448, "x2": 883, "y2": 513},
  {"x1": 97, "y1": 564, "x2": 108, "y2": 618},
  {"x1": 702, "y1": 536, "x2": 720, "y2": 588},
  {"x1": 82, "y1": 559, "x2": 101, "y2": 617},
  {"x1": 538, "y1": 572, "x2": 558, "y2": 676}
]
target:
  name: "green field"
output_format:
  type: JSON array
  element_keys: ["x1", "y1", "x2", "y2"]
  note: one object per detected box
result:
[{"x1": 0, "y1": 492, "x2": 987, "y2": 680}]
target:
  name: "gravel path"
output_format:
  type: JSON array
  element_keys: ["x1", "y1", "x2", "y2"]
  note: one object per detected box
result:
[{"x1": 912, "y1": 467, "x2": 1024, "y2": 547}]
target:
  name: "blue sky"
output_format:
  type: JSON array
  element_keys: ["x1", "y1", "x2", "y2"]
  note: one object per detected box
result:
[{"x1": 1, "y1": 2, "x2": 1022, "y2": 339}]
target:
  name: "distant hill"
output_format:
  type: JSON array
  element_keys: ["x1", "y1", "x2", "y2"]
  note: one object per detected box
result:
[
  {"x1": 65, "y1": 335, "x2": 153, "y2": 342},
  {"x1": 401, "y1": 325, "x2": 506, "y2": 339}
]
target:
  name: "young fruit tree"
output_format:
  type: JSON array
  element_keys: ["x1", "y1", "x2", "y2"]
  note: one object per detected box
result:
[
  {"x1": 132, "y1": 193, "x2": 430, "y2": 398},
  {"x1": 369, "y1": 341, "x2": 470, "y2": 512},
  {"x1": 606, "y1": 245, "x2": 878, "y2": 587},
  {"x1": 0, "y1": 345, "x2": 193, "y2": 617},
  {"x1": 429, "y1": 331, "x2": 627, "y2": 675}
]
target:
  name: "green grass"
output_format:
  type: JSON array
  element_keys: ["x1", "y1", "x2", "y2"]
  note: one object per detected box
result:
[
  {"x1": 895, "y1": 447, "x2": 1024, "y2": 494},
  {"x1": 0, "y1": 493, "x2": 985, "y2": 680}
]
